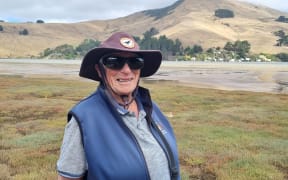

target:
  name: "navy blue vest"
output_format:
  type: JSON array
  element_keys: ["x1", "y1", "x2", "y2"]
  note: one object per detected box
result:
[{"x1": 68, "y1": 86, "x2": 180, "y2": 180}]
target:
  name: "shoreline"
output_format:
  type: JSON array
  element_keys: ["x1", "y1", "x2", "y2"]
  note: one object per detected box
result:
[{"x1": 0, "y1": 59, "x2": 287, "y2": 94}]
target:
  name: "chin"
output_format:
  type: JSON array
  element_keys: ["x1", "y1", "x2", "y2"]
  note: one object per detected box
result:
[{"x1": 119, "y1": 90, "x2": 134, "y2": 95}]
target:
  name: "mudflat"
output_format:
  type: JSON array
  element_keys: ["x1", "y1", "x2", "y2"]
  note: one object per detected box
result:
[{"x1": 0, "y1": 59, "x2": 287, "y2": 93}]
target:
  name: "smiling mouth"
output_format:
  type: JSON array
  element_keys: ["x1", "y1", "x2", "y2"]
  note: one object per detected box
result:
[{"x1": 117, "y1": 78, "x2": 133, "y2": 82}]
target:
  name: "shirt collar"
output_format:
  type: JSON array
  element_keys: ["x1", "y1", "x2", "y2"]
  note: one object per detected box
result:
[
  {"x1": 116, "y1": 96, "x2": 145, "y2": 115},
  {"x1": 98, "y1": 85, "x2": 145, "y2": 116}
]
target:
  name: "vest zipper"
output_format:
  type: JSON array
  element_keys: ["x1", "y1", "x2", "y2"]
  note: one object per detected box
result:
[
  {"x1": 147, "y1": 114, "x2": 178, "y2": 180},
  {"x1": 118, "y1": 117, "x2": 151, "y2": 180},
  {"x1": 102, "y1": 88, "x2": 151, "y2": 180}
]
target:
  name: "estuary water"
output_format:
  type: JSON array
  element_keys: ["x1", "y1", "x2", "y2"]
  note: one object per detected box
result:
[{"x1": 0, "y1": 59, "x2": 287, "y2": 93}]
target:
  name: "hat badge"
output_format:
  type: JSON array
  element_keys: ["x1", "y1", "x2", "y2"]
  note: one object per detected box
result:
[{"x1": 120, "y1": 37, "x2": 135, "y2": 49}]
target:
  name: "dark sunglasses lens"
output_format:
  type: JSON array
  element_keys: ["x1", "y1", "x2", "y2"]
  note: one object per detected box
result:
[
  {"x1": 102, "y1": 57, "x2": 125, "y2": 70},
  {"x1": 102, "y1": 56, "x2": 144, "y2": 70},
  {"x1": 128, "y1": 57, "x2": 144, "y2": 70}
]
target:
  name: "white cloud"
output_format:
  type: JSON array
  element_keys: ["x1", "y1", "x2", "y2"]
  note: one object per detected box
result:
[
  {"x1": 0, "y1": 0, "x2": 177, "y2": 22},
  {"x1": 0, "y1": 0, "x2": 287, "y2": 23},
  {"x1": 239, "y1": 0, "x2": 288, "y2": 12}
]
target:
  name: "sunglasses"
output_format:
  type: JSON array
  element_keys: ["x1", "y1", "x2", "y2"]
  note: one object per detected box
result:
[{"x1": 100, "y1": 55, "x2": 144, "y2": 70}]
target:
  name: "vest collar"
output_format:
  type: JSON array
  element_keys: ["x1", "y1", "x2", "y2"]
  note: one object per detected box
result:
[{"x1": 98, "y1": 85, "x2": 150, "y2": 116}]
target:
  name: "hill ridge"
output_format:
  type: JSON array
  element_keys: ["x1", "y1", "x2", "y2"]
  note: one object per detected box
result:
[{"x1": 0, "y1": 0, "x2": 288, "y2": 58}]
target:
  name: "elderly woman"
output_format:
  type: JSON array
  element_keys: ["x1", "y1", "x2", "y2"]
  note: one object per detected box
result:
[{"x1": 57, "y1": 32, "x2": 180, "y2": 180}]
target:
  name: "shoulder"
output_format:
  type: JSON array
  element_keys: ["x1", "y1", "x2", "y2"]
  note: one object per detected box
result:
[{"x1": 71, "y1": 89, "x2": 106, "y2": 113}]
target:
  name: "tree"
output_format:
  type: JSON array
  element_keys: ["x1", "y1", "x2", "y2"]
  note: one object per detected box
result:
[
  {"x1": 76, "y1": 39, "x2": 101, "y2": 56},
  {"x1": 19, "y1": 29, "x2": 29, "y2": 35},
  {"x1": 184, "y1": 45, "x2": 203, "y2": 56},
  {"x1": 173, "y1": 39, "x2": 183, "y2": 55},
  {"x1": 139, "y1": 29, "x2": 186, "y2": 59},
  {"x1": 224, "y1": 42, "x2": 234, "y2": 51},
  {"x1": 133, "y1": 36, "x2": 141, "y2": 43},
  {"x1": 224, "y1": 40, "x2": 250, "y2": 58},
  {"x1": 215, "y1": 9, "x2": 234, "y2": 18},
  {"x1": 192, "y1": 45, "x2": 203, "y2": 54},
  {"x1": 276, "y1": 16, "x2": 288, "y2": 23},
  {"x1": 143, "y1": 27, "x2": 159, "y2": 39},
  {"x1": 276, "y1": 53, "x2": 288, "y2": 62},
  {"x1": 41, "y1": 44, "x2": 78, "y2": 59},
  {"x1": 277, "y1": 36, "x2": 288, "y2": 46},
  {"x1": 274, "y1": 30, "x2": 288, "y2": 46},
  {"x1": 184, "y1": 46, "x2": 191, "y2": 54},
  {"x1": 42, "y1": 48, "x2": 53, "y2": 57},
  {"x1": 36, "y1": 19, "x2": 45, "y2": 23},
  {"x1": 206, "y1": 48, "x2": 212, "y2": 54},
  {"x1": 274, "y1": 30, "x2": 285, "y2": 38},
  {"x1": 234, "y1": 40, "x2": 250, "y2": 58},
  {"x1": 54, "y1": 44, "x2": 77, "y2": 59}
]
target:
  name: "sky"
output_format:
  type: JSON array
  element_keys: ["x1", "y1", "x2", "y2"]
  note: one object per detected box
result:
[{"x1": 0, "y1": 0, "x2": 287, "y2": 23}]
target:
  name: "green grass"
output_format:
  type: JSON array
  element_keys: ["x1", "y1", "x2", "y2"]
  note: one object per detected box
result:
[{"x1": 0, "y1": 75, "x2": 288, "y2": 179}]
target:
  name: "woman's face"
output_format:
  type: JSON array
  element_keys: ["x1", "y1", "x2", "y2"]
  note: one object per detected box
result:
[{"x1": 96, "y1": 52, "x2": 142, "y2": 99}]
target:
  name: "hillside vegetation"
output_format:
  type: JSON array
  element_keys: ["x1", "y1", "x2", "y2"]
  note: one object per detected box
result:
[{"x1": 0, "y1": 0, "x2": 288, "y2": 58}]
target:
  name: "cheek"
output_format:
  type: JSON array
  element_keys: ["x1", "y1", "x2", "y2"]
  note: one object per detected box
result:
[
  {"x1": 133, "y1": 70, "x2": 141, "y2": 78},
  {"x1": 105, "y1": 70, "x2": 118, "y2": 83}
]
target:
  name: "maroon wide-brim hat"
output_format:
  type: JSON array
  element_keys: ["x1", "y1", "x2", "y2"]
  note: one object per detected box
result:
[{"x1": 79, "y1": 32, "x2": 162, "y2": 81}]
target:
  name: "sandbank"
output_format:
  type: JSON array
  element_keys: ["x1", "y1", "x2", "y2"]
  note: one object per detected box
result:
[{"x1": 0, "y1": 59, "x2": 287, "y2": 94}]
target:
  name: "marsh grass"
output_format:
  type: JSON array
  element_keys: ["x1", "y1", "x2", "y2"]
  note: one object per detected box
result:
[{"x1": 0, "y1": 75, "x2": 287, "y2": 179}]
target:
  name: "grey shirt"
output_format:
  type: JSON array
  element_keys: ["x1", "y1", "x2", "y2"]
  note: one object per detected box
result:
[{"x1": 57, "y1": 103, "x2": 170, "y2": 179}]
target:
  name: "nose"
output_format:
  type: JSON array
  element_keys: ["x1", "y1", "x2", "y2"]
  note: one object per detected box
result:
[{"x1": 120, "y1": 63, "x2": 132, "y2": 72}]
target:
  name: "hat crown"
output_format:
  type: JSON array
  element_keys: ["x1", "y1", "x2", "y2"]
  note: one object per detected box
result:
[{"x1": 100, "y1": 32, "x2": 140, "y2": 51}]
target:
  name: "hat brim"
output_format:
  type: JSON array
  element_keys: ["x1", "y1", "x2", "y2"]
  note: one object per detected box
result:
[{"x1": 79, "y1": 47, "x2": 162, "y2": 81}]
